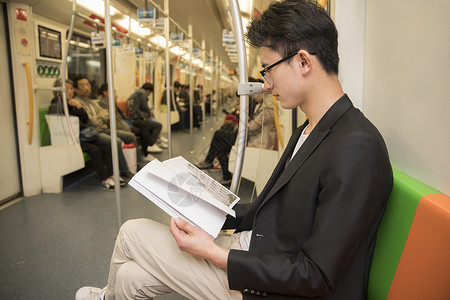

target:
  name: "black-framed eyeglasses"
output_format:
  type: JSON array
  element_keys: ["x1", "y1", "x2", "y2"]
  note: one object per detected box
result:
[{"x1": 260, "y1": 50, "x2": 316, "y2": 85}]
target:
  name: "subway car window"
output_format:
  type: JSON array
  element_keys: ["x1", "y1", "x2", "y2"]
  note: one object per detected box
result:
[{"x1": 67, "y1": 33, "x2": 106, "y2": 98}]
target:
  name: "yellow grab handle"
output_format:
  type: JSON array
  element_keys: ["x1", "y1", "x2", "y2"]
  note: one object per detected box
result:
[
  {"x1": 318, "y1": 0, "x2": 328, "y2": 9},
  {"x1": 23, "y1": 62, "x2": 34, "y2": 145}
]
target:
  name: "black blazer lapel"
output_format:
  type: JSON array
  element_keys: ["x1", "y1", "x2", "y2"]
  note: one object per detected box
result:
[
  {"x1": 260, "y1": 94, "x2": 354, "y2": 206},
  {"x1": 255, "y1": 122, "x2": 306, "y2": 202}
]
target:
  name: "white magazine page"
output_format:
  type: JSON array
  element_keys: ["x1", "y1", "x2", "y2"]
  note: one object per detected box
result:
[
  {"x1": 129, "y1": 176, "x2": 182, "y2": 219},
  {"x1": 128, "y1": 160, "x2": 228, "y2": 238},
  {"x1": 163, "y1": 156, "x2": 240, "y2": 215}
]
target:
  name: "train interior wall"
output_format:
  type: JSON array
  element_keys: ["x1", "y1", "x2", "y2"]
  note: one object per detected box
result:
[
  {"x1": 364, "y1": 0, "x2": 450, "y2": 196},
  {"x1": 334, "y1": 0, "x2": 449, "y2": 196}
]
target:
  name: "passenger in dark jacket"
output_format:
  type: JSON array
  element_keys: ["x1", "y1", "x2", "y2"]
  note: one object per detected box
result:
[{"x1": 126, "y1": 83, "x2": 165, "y2": 154}]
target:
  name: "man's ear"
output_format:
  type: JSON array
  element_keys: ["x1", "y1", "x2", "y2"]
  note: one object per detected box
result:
[{"x1": 298, "y1": 50, "x2": 313, "y2": 74}]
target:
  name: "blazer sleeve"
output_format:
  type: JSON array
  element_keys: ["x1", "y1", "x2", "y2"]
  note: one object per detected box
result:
[
  {"x1": 222, "y1": 203, "x2": 254, "y2": 230},
  {"x1": 227, "y1": 131, "x2": 393, "y2": 297}
]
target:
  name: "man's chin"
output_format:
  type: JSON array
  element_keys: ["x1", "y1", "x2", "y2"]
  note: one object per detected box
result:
[{"x1": 279, "y1": 101, "x2": 295, "y2": 110}]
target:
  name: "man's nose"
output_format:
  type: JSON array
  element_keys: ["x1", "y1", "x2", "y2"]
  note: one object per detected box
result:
[{"x1": 263, "y1": 81, "x2": 273, "y2": 92}]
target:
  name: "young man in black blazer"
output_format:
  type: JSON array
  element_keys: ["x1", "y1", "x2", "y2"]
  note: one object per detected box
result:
[{"x1": 76, "y1": 1, "x2": 392, "y2": 299}]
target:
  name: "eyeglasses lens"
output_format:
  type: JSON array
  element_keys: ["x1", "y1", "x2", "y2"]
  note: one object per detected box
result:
[{"x1": 263, "y1": 72, "x2": 272, "y2": 86}]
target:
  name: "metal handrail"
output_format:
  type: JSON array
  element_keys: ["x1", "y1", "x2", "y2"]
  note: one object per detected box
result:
[
  {"x1": 60, "y1": 0, "x2": 78, "y2": 145},
  {"x1": 105, "y1": 0, "x2": 122, "y2": 227},
  {"x1": 164, "y1": 0, "x2": 172, "y2": 158},
  {"x1": 229, "y1": 0, "x2": 248, "y2": 194}
]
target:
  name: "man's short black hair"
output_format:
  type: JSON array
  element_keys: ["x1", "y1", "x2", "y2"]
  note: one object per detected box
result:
[
  {"x1": 98, "y1": 83, "x2": 108, "y2": 95},
  {"x1": 52, "y1": 78, "x2": 73, "y2": 97},
  {"x1": 73, "y1": 75, "x2": 90, "y2": 89},
  {"x1": 246, "y1": 0, "x2": 339, "y2": 75},
  {"x1": 142, "y1": 83, "x2": 154, "y2": 92},
  {"x1": 174, "y1": 81, "x2": 181, "y2": 88}
]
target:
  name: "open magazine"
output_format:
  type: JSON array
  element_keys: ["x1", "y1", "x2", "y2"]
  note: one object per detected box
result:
[{"x1": 128, "y1": 156, "x2": 240, "y2": 238}]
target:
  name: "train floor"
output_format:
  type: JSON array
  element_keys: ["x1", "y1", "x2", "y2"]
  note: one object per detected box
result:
[{"x1": 0, "y1": 107, "x2": 258, "y2": 299}]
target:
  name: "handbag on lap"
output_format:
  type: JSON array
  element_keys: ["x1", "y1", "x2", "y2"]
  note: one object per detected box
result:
[{"x1": 79, "y1": 126, "x2": 99, "y2": 143}]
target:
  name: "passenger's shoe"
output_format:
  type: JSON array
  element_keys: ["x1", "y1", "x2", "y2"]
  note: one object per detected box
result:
[
  {"x1": 196, "y1": 160, "x2": 213, "y2": 169},
  {"x1": 103, "y1": 175, "x2": 127, "y2": 188},
  {"x1": 102, "y1": 177, "x2": 115, "y2": 190},
  {"x1": 143, "y1": 153, "x2": 156, "y2": 161},
  {"x1": 120, "y1": 171, "x2": 133, "y2": 181},
  {"x1": 218, "y1": 178, "x2": 232, "y2": 185},
  {"x1": 157, "y1": 141, "x2": 168, "y2": 148},
  {"x1": 158, "y1": 136, "x2": 168, "y2": 143},
  {"x1": 213, "y1": 160, "x2": 221, "y2": 170},
  {"x1": 119, "y1": 176, "x2": 127, "y2": 186},
  {"x1": 75, "y1": 286, "x2": 105, "y2": 300},
  {"x1": 147, "y1": 144, "x2": 163, "y2": 153}
]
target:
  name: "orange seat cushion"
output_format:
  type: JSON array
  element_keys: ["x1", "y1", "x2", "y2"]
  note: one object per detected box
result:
[
  {"x1": 387, "y1": 193, "x2": 450, "y2": 300},
  {"x1": 117, "y1": 100, "x2": 128, "y2": 116}
]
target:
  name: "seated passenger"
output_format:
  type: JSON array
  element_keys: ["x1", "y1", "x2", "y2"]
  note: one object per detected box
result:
[
  {"x1": 126, "y1": 83, "x2": 166, "y2": 153},
  {"x1": 246, "y1": 91, "x2": 276, "y2": 149},
  {"x1": 180, "y1": 84, "x2": 202, "y2": 128},
  {"x1": 97, "y1": 84, "x2": 132, "y2": 133},
  {"x1": 196, "y1": 80, "x2": 276, "y2": 184},
  {"x1": 194, "y1": 84, "x2": 202, "y2": 104},
  {"x1": 49, "y1": 78, "x2": 124, "y2": 190},
  {"x1": 159, "y1": 82, "x2": 177, "y2": 112},
  {"x1": 75, "y1": 1, "x2": 393, "y2": 299},
  {"x1": 196, "y1": 113, "x2": 239, "y2": 185},
  {"x1": 161, "y1": 81, "x2": 189, "y2": 132},
  {"x1": 97, "y1": 83, "x2": 160, "y2": 163},
  {"x1": 204, "y1": 90, "x2": 215, "y2": 116},
  {"x1": 72, "y1": 75, "x2": 135, "y2": 180}
]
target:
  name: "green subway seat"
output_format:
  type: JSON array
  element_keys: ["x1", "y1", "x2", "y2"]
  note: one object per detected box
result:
[{"x1": 367, "y1": 169, "x2": 440, "y2": 300}]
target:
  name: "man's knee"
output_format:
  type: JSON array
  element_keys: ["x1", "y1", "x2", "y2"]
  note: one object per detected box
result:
[
  {"x1": 115, "y1": 261, "x2": 155, "y2": 299},
  {"x1": 119, "y1": 219, "x2": 164, "y2": 242},
  {"x1": 82, "y1": 144, "x2": 101, "y2": 156},
  {"x1": 120, "y1": 219, "x2": 146, "y2": 235},
  {"x1": 116, "y1": 261, "x2": 142, "y2": 285},
  {"x1": 118, "y1": 131, "x2": 136, "y2": 145}
]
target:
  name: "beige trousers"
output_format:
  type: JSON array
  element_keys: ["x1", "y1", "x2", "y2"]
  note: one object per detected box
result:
[{"x1": 104, "y1": 218, "x2": 243, "y2": 300}]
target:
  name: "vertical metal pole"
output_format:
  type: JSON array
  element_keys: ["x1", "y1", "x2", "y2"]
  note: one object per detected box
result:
[
  {"x1": 61, "y1": 0, "x2": 77, "y2": 144},
  {"x1": 105, "y1": 0, "x2": 122, "y2": 227},
  {"x1": 219, "y1": 60, "x2": 223, "y2": 109},
  {"x1": 164, "y1": 0, "x2": 172, "y2": 158},
  {"x1": 188, "y1": 25, "x2": 194, "y2": 151},
  {"x1": 201, "y1": 40, "x2": 206, "y2": 125},
  {"x1": 217, "y1": 59, "x2": 220, "y2": 116},
  {"x1": 215, "y1": 55, "x2": 219, "y2": 121},
  {"x1": 209, "y1": 49, "x2": 213, "y2": 117},
  {"x1": 229, "y1": 0, "x2": 248, "y2": 194}
]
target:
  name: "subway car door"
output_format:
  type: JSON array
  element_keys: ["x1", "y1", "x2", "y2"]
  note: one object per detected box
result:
[{"x1": 0, "y1": 3, "x2": 22, "y2": 204}]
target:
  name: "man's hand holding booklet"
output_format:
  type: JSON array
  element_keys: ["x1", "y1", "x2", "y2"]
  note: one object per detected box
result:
[{"x1": 128, "y1": 156, "x2": 240, "y2": 238}]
